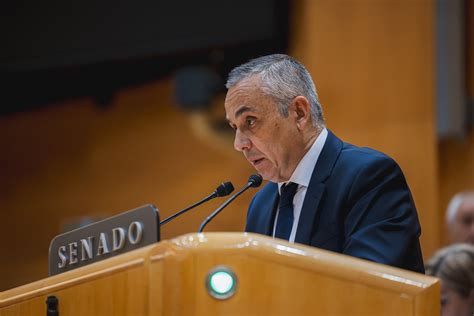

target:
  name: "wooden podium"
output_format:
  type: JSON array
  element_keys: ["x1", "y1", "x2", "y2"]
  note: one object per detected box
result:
[{"x1": 0, "y1": 233, "x2": 439, "y2": 315}]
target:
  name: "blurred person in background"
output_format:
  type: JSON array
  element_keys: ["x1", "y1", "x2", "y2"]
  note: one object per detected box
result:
[
  {"x1": 426, "y1": 243, "x2": 474, "y2": 316},
  {"x1": 446, "y1": 191, "x2": 474, "y2": 245}
]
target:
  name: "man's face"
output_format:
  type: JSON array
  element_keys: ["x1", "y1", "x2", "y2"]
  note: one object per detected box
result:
[
  {"x1": 225, "y1": 77, "x2": 305, "y2": 183},
  {"x1": 450, "y1": 197, "x2": 474, "y2": 245}
]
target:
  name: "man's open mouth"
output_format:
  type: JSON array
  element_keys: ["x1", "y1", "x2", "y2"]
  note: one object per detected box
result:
[{"x1": 251, "y1": 158, "x2": 264, "y2": 167}]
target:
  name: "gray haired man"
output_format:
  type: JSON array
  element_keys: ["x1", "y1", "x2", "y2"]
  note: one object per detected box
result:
[
  {"x1": 446, "y1": 191, "x2": 474, "y2": 245},
  {"x1": 225, "y1": 54, "x2": 424, "y2": 272}
]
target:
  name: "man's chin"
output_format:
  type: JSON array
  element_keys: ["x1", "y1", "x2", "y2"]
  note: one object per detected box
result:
[
  {"x1": 251, "y1": 162, "x2": 279, "y2": 182},
  {"x1": 254, "y1": 169, "x2": 279, "y2": 183}
]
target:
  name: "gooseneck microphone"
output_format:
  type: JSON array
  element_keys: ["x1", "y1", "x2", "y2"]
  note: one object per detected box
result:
[
  {"x1": 198, "y1": 174, "x2": 263, "y2": 233},
  {"x1": 160, "y1": 181, "x2": 234, "y2": 225}
]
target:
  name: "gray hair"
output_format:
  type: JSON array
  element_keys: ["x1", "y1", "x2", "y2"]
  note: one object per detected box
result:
[
  {"x1": 226, "y1": 54, "x2": 325, "y2": 128},
  {"x1": 446, "y1": 191, "x2": 474, "y2": 224}
]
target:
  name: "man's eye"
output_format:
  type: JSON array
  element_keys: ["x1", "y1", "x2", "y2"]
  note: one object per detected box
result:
[
  {"x1": 461, "y1": 216, "x2": 473, "y2": 226},
  {"x1": 440, "y1": 296, "x2": 448, "y2": 306},
  {"x1": 246, "y1": 118, "x2": 256, "y2": 126}
]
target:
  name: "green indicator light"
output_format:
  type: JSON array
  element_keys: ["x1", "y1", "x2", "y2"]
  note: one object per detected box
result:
[
  {"x1": 206, "y1": 266, "x2": 237, "y2": 300},
  {"x1": 210, "y1": 271, "x2": 234, "y2": 294}
]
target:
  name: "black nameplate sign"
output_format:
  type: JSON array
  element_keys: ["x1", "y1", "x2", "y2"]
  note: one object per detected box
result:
[{"x1": 48, "y1": 204, "x2": 160, "y2": 276}]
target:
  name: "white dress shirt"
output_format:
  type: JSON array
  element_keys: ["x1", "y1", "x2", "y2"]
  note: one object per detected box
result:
[{"x1": 273, "y1": 128, "x2": 328, "y2": 242}]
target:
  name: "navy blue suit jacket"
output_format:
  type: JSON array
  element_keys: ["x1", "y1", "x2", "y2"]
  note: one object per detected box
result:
[{"x1": 245, "y1": 130, "x2": 424, "y2": 273}]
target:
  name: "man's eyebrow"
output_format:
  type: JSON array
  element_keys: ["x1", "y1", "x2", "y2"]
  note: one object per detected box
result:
[
  {"x1": 226, "y1": 105, "x2": 254, "y2": 124},
  {"x1": 235, "y1": 106, "x2": 253, "y2": 118}
]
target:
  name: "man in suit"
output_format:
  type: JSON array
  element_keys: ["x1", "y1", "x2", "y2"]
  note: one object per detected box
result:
[{"x1": 224, "y1": 54, "x2": 424, "y2": 273}]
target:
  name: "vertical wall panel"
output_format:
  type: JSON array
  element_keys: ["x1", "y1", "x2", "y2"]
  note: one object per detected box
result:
[{"x1": 291, "y1": 0, "x2": 439, "y2": 257}]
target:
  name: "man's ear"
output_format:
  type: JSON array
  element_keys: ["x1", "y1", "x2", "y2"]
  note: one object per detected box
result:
[{"x1": 291, "y1": 96, "x2": 312, "y2": 130}]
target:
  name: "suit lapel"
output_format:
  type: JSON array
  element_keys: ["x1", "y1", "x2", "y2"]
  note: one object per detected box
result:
[
  {"x1": 295, "y1": 183, "x2": 326, "y2": 244},
  {"x1": 295, "y1": 130, "x2": 343, "y2": 245}
]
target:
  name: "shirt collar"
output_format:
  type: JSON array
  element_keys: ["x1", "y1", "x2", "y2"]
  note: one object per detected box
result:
[{"x1": 278, "y1": 128, "x2": 328, "y2": 194}]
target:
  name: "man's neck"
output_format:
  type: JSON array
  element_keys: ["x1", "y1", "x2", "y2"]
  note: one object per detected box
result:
[
  {"x1": 302, "y1": 127, "x2": 321, "y2": 155},
  {"x1": 276, "y1": 127, "x2": 324, "y2": 183}
]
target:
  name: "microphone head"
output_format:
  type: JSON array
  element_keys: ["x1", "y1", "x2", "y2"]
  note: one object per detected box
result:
[
  {"x1": 215, "y1": 181, "x2": 235, "y2": 197},
  {"x1": 248, "y1": 174, "x2": 263, "y2": 187}
]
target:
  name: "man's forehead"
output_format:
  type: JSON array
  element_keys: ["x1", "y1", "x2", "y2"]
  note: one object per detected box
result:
[
  {"x1": 225, "y1": 76, "x2": 262, "y2": 102},
  {"x1": 226, "y1": 81, "x2": 257, "y2": 103},
  {"x1": 459, "y1": 199, "x2": 474, "y2": 213},
  {"x1": 225, "y1": 86, "x2": 262, "y2": 118}
]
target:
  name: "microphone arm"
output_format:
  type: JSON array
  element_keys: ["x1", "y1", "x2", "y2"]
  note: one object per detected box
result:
[
  {"x1": 160, "y1": 192, "x2": 215, "y2": 225},
  {"x1": 160, "y1": 181, "x2": 234, "y2": 226},
  {"x1": 198, "y1": 174, "x2": 262, "y2": 233}
]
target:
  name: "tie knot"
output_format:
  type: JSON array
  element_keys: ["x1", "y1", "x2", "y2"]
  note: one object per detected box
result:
[{"x1": 280, "y1": 182, "x2": 298, "y2": 207}]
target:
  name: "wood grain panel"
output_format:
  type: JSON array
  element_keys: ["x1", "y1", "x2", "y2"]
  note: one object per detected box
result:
[
  {"x1": 438, "y1": 130, "x2": 474, "y2": 244},
  {"x1": 291, "y1": 0, "x2": 439, "y2": 257},
  {"x1": 437, "y1": 0, "x2": 474, "y2": 244},
  {"x1": 0, "y1": 233, "x2": 440, "y2": 316}
]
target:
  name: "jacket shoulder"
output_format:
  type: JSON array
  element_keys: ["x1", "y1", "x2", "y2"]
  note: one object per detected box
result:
[{"x1": 340, "y1": 142, "x2": 397, "y2": 166}]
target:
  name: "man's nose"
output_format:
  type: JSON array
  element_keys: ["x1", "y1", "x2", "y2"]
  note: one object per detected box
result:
[{"x1": 234, "y1": 130, "x2": 251, "y2": 152}]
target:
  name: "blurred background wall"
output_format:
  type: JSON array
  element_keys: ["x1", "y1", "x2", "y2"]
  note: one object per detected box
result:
[{"x1": 1, "y1": 0, "x2": 473, "y2": 291}]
